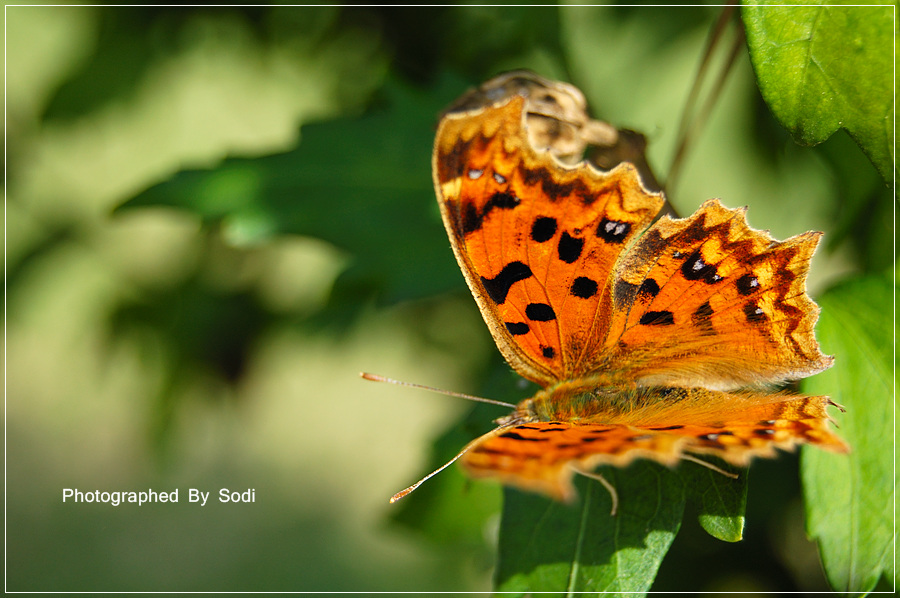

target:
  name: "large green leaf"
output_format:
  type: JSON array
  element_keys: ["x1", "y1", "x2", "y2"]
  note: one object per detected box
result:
[
  {"x1": 495, "y1": 463, "x2": 685, "y2": 596},
  {"x1": 801, "y1": 276, "x2": 894, "y2": 593},
  {"x1": 742, "y1": 3, "x2": 895, "y2": 183},
  {"x1": 492, "y1": 459, "x2": 748, "y2": 595}
]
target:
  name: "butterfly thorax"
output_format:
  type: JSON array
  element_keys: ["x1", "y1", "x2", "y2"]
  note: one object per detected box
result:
[{"x1": 503, "y1": 377, "x2": 657, "y2": 425}]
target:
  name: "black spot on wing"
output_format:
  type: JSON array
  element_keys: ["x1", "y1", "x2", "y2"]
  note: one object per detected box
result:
[
  {"x1": 481, "y1": 262, "x2": 532, "y2": 304},
  {"x1": 580, "y1": 436, "x2": 606, "y2": 443},
  {"x1": 587, "y1": 427, "x2": 613, "y2": 434},
  {"x1": 526, "y1": 303, "x2": 556, "y2": 321},
  {"x1": 538, "y1": 422, "x2": 567, "y2": 430},
  {"x1": 596, "y1": 218, "x2": 631, "y2": 243},
  {"x1": 531, "y1": 217, "x2": 557, "y2": 243},
  {"x1": 499, "y1": 431, "x2": 548, "y2": 442},
  {"x1": 505, "y1": 322, "x2": 529, "y2": 336},
  {"x1": 541, "y1": 346, "x2": 555, "y2": 359},
  {"x1": 736, "y1": 273, "x2": 760, "y2": 296},
  {"x1": 571, "y1": 277, "x2": 598, "y2": 299},
  {"x1": 640, "y1": 310, "x2": 675, "y2": 326},
  {"x1": 638, "y1": 278, "x2": 660, "y2": 298},
  {"x1": 489, "y1": 191, "x2": 519, "y2": 209},
  {"x1": 557, "y1": 232, "x2": 584, "y2": 263},
  {"x1": 681, "y1": 250, "x2": 722, "y2": 284}
]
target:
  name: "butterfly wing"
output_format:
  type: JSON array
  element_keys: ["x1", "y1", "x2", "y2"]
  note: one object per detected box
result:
[
  {"x1": 591, "y1": 199, "x2": 833, "y2": 389},
  {"x1": 433, "y1": 94, "x2": 830, "y2": 390},
  {"x1": 433, "y1": 94, "x2": 663, "y2": 386},
  {"x1": 462, "y1": 389, "x2": 847, "y2": 502}
]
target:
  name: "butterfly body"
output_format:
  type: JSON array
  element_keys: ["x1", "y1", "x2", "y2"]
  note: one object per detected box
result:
[{"x1": 426, "y1": 73, "x2": 847, "y2": 503}]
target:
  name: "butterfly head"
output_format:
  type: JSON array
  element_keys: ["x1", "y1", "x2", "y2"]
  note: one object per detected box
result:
[{"x1": 493, "y1": 398, "x2": 536, "y2": 428}]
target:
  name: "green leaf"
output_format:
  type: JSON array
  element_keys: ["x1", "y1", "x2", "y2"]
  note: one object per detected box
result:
[
  {"x1": 742, "y1": 2, "x2": 895, "y2": 183},
  {"x1": 681, "y1": 459, "x2": 747, "y2": 543},
  {"x1": 801, "y1": 276, "x2": 894, "y2": 593},
  {"x1": 495, "y1": 463, "x2": 685, "y2": 596}
]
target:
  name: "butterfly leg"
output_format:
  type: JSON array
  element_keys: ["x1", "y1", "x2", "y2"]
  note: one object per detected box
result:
[
  {"x1": 571, "y1": 465, "x2": 619, "y2": 516},
  {"x1": 681, "y1": 454, "x2": 740, "y2": 479}
]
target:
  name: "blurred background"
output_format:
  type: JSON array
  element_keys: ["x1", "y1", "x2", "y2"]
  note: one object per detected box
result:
[{"x1": 6, "y1": 4, "x2": 891, "y2": 593}]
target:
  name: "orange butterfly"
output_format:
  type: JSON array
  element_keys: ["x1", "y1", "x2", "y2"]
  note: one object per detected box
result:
[{"x1": 387, "y1": 73, "x2": 847, "y2": 508}]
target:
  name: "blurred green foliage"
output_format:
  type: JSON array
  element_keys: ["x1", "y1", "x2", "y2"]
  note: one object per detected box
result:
[{"x1": 7, "y1": 4, "x2": 893, "y2": 594}]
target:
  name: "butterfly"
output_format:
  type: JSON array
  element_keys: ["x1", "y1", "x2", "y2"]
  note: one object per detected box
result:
[{"x1": 389, "y1": 72, "x2": 847, "y2": 508}]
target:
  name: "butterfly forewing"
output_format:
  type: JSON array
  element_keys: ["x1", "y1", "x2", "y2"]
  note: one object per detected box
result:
[
  {"x1": 599, "y1": 200, "x2": 833, "y2": 389},
  {"x1": 433, "y1": 95, "x2": 663, "y2": 386}
]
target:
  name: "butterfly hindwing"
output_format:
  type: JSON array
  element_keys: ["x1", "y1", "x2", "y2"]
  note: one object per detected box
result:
[{"x1": 462, "y1": 388, "x2": 846, "y2": 502}]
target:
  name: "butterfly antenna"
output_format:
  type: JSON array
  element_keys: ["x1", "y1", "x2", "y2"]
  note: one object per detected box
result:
[
  {"x1": 389, "y1": 441, "x2": 478, "y2": 503},
  {"x1": 360, "y1": 372, "x2": 517, "y2": 409},
  {"x1": 682, "y1": 454, "x2": 740, "y2": 479},
  {"x1": 361, "y1": 372, "x2": 517, "y2": 502}
]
